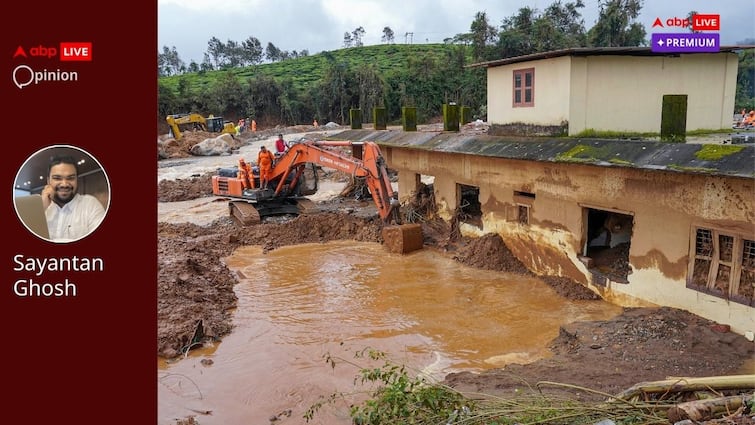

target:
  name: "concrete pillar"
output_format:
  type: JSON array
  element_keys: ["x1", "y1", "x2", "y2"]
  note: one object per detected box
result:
[
  {"x1": 443, "y1": 103, "x2": 459, "y2": 132},
  {"x1": 402, "y1": 107, "x2": 417, "y2": 132},
  {"x1": 373, "y1": 107, "x2": 387, "y2": 130},
  {"x1": 350, "y1": 108, "x2": 362, "y2": 129}
]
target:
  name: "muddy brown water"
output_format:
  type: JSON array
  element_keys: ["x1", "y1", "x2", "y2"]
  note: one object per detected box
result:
[{"x1": 158, "y1": 241, "x2": 623, "y2": 425}]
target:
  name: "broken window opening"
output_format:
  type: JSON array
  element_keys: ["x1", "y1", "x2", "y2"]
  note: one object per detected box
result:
[
  {"x1": 517, "y1": 205, "x2": 529, "y2": 225},
  {"x1": 513, "y1": 191, "x2": 534, "y2": 225},
  {"x1": 688, "y1": 226, "x2": 754, "y2": 306},
  {"x1": 405, "y1": 174, "x2": 437, "y2": 223},
  {"x1": 457, "y1": 184, "x2": 482, "y2": 229},
  {"x1": 583, "y1": 208, "x2": 633, "y2": 283},
  {"x1": 514, "y1": 190, "x2": 536, "y2": 199}
]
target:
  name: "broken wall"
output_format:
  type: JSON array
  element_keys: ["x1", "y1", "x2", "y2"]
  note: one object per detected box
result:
[{"x1": 389, "y1": 147, "x2": 755, "y2": 334}]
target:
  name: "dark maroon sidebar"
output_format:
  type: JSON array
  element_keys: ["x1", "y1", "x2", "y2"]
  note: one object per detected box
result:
[{"x1": 3, "y1": 2, "x2": 157, "y2": 423}]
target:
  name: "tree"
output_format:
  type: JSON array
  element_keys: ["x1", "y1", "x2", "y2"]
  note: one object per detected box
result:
[
  {"x1": 158, "y1": 45, "x2": 184, "y2": 76},
  {"x1": 158, "y1": 81, "x2": 178, "y2": 120},
  {"x1": 686, "y1": 10, "x2": 699, "y2": 33},
  {"x1": 206, "y1": 71, "x2": 244, "y2": 117},
  {"x1": 316, "y1": 61, "x2": 357, "y2": 124},
  {"x1": 495, "y1": 1, "x2": 586, "y2": 59},
  {"x1": 381, "y1": 27, "x2": 395, "y2": 44},
  {"x1": 355, "y1": 64, "x2": 385, "y2": 118},
  {"x1": 469, "y1": 11, "x2": 498, "y2": 61},
  {"x1": 497, "y1": 7, "x2": 538, "y2": 57},
  {"x1": 206, "y1": 37, "x2": 225, "y2": 69},
  {"x1": 200, "y1": 53, "x2": 214, "y2": 72},
  {"x1": 587, "y1": 0, "x2": 646, "y2": 47},
  {"x1": 246, "y1": 74, "x2": 282, "y2": 123},
  {"x1": 241, "y1": 36, "x2": 263, "y2": 65},
  {"x1": 343, "y1": 32, "x2": 353, "y2": 48},
  {"x1": 265, "y1": 42, "x2": 281, "y2": 62},
  {"x1": 224, "y1": 39, "x2": 243, "y2": 68},
  {"x1": 541, "y1": 0, "x2": 587, "y2": 47},
  {"x1": 352, "y1": 26, "x2": 366, "y2": 47}
]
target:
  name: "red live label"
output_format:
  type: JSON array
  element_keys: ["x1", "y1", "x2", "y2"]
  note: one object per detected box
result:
[
  {"x1": 692, "y1": 14, "x2": 720, "y2": 31},
  {"x1": 60, "y1": 42, "x2": 92, "y2": 61}
]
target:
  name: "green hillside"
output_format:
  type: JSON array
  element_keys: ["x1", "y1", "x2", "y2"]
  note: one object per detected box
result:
[
  {"x1": 158, "y1": 43, "x2": 485, "y2": 127},
  {"x1": 159, "y1": 44, "x2": 462, "y2": 96}
]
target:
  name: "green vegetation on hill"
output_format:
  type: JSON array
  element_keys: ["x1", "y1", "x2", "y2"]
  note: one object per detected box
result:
[
  {"x1": 158, "y1": 44, "x2": 486, "y2": 129},
  {"x1": 160, "y1": 44, "x2": 454, "y2": 94}
]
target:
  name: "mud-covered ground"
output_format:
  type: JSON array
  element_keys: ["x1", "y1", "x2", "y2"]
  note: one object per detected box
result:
[{"x1": 157, "y1": 131, "x2": 754, "y2": 415}]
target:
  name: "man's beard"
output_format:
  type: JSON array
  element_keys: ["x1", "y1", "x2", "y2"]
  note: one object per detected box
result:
[{"x1": 53, "y1": 187, "x2": 76, "y2": 205}]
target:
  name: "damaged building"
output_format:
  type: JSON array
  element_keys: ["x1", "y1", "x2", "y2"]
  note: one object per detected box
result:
[{"x1": 333, "y1": 128, "x2": 754, "y2": 337}]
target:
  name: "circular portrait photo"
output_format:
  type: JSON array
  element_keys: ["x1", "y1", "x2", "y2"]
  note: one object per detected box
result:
[{"x1": 13, "y1": 145, "x2": 110, "y2": 243}]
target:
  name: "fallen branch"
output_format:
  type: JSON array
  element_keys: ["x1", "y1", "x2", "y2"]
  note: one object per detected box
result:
[
  {"x1": 667, "y1": 393, "x2": 752, "y2": 422},
  {"x1": 611, "y1": 374, "x2": 755, "y2": 402}
]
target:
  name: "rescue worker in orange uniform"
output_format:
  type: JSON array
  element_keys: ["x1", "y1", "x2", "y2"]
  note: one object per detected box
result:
[
  {"x1": 251, "y1": 119, "x2": 257, "y2": 132},
  {"x1": 746, "y1": 110, "x2": 755, "y2": 127},
  {"x1": 257, "y1": 145, "x2": 275, "y2": 190},
  {"x1": 237, "y1": 158, "x2": 254, "y2": 189}
]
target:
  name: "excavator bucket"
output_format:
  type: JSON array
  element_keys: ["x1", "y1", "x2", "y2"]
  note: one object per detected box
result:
[{"x1": 381, "y1": 224, "x2": 423, "y2": 254}]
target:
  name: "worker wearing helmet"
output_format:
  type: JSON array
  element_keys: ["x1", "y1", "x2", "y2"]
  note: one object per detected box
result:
[
  {"x1": 237, "y1": 158, "x2": 253, "y2": 189},
  {"x1": 257, "y1": 146, "x2": 275, "y2": 190}
]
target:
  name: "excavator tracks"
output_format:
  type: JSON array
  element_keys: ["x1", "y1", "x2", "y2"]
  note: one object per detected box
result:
[
  {"x1": 229, "y1": 198, "x2": 318, "y2": 226},
  {"x1": 295, "y1": 198, "x2": 318, "y2": 215},
  {"x1": 229, "y1": 201, "x2": 261, "y2": 226}
]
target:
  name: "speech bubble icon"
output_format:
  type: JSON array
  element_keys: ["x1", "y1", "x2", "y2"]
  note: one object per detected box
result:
[{"x1": 13, "y1": 65, "x2": 34, "y2": 89}]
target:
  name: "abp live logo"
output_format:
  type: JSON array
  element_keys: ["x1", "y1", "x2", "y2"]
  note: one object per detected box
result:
[
  {"x1": 60, "y1": 42, "x2": 93, "y2": 61},
  {"x1": 12, "y1": 42, "x2": 92, "y2": 61},
  {"x1": 652, "y1": 14, "x2": 720, "y2": 31}
]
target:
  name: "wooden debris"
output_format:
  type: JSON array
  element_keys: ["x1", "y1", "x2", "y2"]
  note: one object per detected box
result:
[
  {"x1": 667, "y1": 393, "x2": 752, "y2": 422},
  {"x1": 612, "y1": 374, "x2": 755, "y2": 402}
]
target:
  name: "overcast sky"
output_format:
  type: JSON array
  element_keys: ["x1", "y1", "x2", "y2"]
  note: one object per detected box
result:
[{"x1": 158, "y1": 0, "x2": 755, "y2": 65}]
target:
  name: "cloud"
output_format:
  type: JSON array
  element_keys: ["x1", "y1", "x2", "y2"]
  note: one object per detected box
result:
[{"x1": 158, "y1": 0, "x2": 261, "y2": 11}]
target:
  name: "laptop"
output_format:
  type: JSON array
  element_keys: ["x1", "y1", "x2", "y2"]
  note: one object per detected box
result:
[{"x1": 15, "y1": 195, "x2": 51, "y2": 240}]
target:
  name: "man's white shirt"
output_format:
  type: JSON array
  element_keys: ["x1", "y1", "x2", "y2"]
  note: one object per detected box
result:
[{"x1": 45, "y1": 193, "x2": 105, "y2": 241}]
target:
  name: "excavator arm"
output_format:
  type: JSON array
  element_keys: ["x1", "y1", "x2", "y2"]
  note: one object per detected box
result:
[
  {"x1": 166, "y1": 113, "x2": 207, "y2": 140},
  {"x1": 268, "y1": 141, "x2": 399, "y2": 222},
  {"x1": 166, "y1": 113, "x2": 236, "y2": 140}
]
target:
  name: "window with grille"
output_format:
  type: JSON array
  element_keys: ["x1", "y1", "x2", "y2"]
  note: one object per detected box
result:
[{"x1": 688, "y1": 226, "x2": 754, "y2": 306}]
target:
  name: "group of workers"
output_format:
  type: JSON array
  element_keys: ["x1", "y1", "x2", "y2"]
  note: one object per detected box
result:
[
  {"x1": 235, "y1": 117, "x2": 322, "y2": 190},
  {"x1": 736, "y1": 109, "x2": 755, "y2": 128},
  {"x1": 236, "y1": 134, "x2": 289, "y2": 191},
  {"x1": 236, "y1": 117, "x2": 319, "y2": 134},
  {"x1": 234, "y1": 118, "x2": 258, "y2": 135}
]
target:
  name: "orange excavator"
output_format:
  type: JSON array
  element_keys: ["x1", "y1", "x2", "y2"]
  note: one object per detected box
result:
[
  {"x1": 212, "y1": 141, "x2": 423, "y2": 254},
  {"x1": 212, "y1": 139, "x2": 423, "y2": 253},
  {"x1": 212, "y1": 140, "x2": 400, "y2": 226}
]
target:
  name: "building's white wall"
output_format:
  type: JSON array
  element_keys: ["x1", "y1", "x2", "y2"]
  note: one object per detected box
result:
[
  {"x1": 573, "y1": 53, "x2": 738, "y2": 135},
  {"x1": 487, "y1": 56, "x2": 571, "y2": 126},
  {"x1": 488, "y1": 52, "x2": 738, "y2": 135}
]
